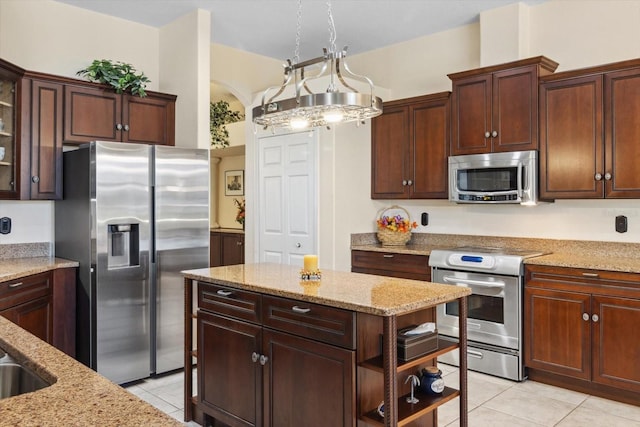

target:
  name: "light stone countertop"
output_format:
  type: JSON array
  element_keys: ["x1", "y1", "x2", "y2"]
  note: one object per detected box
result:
[
  {"x1": 352, "y1": 233, "x2": 640, "y2": 274},
  {"x1": 0, "y1": 257, "x2": 79, "y2": 282},
  {"x1": 0, "y1": 316, "x2": 181, "y2": 427},
  {"x1": 183, "y1": 263, "x2": 471, "y2": 316}
]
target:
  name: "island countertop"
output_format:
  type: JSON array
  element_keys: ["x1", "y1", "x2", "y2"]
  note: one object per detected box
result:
[
  {"x1": 0, "y1": 315, "x2": 181, "y2": 427},
  {"x1": 182, "y1": 263, "x2": 471, "y2": 316}
]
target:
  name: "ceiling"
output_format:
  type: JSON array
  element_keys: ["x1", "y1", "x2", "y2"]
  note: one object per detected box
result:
[{"x1": 54, "y1": 0, "x2": 548, "y2": 61}]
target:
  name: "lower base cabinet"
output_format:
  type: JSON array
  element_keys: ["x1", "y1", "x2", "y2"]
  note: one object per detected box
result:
[
  {"x1": 210, "y1": 231, "x2": 245, "y2": 267},
  {"x1": 197, "y1": 283, "x2": 355, "y2": 427},
  {"x1": 525, "y1": 265, "x2": 640, "y2": 405}
]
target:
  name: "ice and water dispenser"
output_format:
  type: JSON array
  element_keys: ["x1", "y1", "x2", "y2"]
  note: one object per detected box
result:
[{"x1": 107, "y1": 224, "x2": 140, "y2": 268}]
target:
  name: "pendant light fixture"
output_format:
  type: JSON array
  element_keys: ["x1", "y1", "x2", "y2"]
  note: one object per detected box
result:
[{"x1": 252, "y1": 0, "x2": 383, "y2": 130}]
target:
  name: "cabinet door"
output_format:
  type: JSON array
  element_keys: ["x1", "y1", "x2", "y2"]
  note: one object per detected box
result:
[
  {"x1": 198, "y1": 310, "x2": 262, "y2": 427},
  {"x1": 524, "y1": 287, "x2": 591, "y2": 380},
  {"x1": 492, "y1": 66, "x2": 538, "y2": 152},
  {"x1": 64, "y1": 85, "x2": 122, "y2": 144},
  {"x1": 371, "y1": 105, "x2": 409, "y2": 198},
  {"x1": 410, "y1": 98, "x2": 449, "y2": 199},
  {"x1": 263, "y1": 328, "x2": 354, "y2": 427},
  {"x1": 604, "y1": 68, "x2": 640, "y2": 198},
  {"x1": 28, "y1": 79, "x2": 63, "y2": 200},
  {"x1": 122, "y1": 94, "x2": 175, "y2": 146},
  {"x1": 450, "y1": 74, "x2": 492, "y2": 155},
  {"x1": 222, "y1": 233, "x2": 244, "y2": 266},
  {"x1": 539, "y1": 75, "x2": 604, "y2": 199},
  {"x1": 592, "y1": 295, "x2": 640, "y2": 392},
  {"x1": 0, "y1": 63, "x2": 21, "y2": 199},
  {"x1": 210, "y1": 232, "x2": 222, "y2": 267},
  {"x1": 0, "y1": 295, "x2": 52, "y2": 343}
]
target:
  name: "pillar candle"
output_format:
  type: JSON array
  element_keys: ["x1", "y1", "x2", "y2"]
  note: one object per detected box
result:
[{"x1": 303, "y1": 254, "x2": 318, "y2": 272}]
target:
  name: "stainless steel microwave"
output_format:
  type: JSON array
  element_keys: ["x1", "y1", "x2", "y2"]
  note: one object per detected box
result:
[{"x1": 448, "y1": 150, "x2": 538, "y2": 205}]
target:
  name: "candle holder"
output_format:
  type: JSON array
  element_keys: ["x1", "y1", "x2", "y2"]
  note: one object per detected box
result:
[{"x1": 300, "y1": 269, "x2": 322, "y2": 281}]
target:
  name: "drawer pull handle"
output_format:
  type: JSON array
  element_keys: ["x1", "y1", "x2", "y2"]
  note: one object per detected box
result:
[
  {"x1": 292, "y1": 306, "x2": 311, "y2": 314},
  {"x1": 8, "y1": 282, "x2": 23, "y2": 288},
  {"x1": 383, "y1": 254, "x2": 394, "y2": 258},
  {"x1": 216, "y1": 289, "x2": 233, "y2": 297},
  {"x1": 582, "y1": 272, "x2": 599, "y2": 278},
  {"x1": 251, "y1": 352, "x2": 260, "y2": 363}
]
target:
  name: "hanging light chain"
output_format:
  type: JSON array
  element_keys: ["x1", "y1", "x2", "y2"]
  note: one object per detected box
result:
[
  {"x1": 327, "y1": 0, "x2": 337, "y2": 54},
  {"x1": 294, "y1": 0, "x2": 303, "y2": 64}
]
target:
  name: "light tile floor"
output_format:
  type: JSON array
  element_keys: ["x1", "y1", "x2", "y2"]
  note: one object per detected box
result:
[{"x1": 124, "y1": 364, "x2": 640, "y2": 426}]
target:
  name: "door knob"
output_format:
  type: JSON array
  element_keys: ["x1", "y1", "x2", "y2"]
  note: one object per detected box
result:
[
  {"x1": 31, "y1": 176, "x2": 40, "y2": 183},
  {"x1": 296, "y1": 243, "x2": 301, "y2": 248}
]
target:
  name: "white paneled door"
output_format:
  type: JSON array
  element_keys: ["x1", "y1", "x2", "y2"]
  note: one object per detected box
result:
[{"x1": 258, "y1": 131, "x2": 318, "y2": 267}]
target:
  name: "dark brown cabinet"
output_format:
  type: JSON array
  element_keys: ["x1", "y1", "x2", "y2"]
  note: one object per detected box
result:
[
  {"x1": 371, "y1": 92, "x2": 450, "y2": 199},
  {"x1": 210, "y1": 230, "x2": 245, "y2": 267},
  {"x1": 525, "y1": 265, "x2": 640, "y2": 404},
  {"x1": 540, "y1": 59, "x2": 640, "y2": 199},
  {"x1": 0, "y1": 58, "x2": 23, "y2": 200},
  {"x1": 197, "y1": 282, "x2": 355, "y2": 427},
  {"x1": 21, "y1": 74, "x2": 64, "y2": 200},
  {"x1": 449, "y1": 56, "x2": 558, "y2": 156},
  {"x1": 0, "y1": 272, "x2": 53, "y2": 345},
  {"x1": 351, "y1": 250, "x2": 431, "y2": 281},
  {"x1": 64, "y1": 84, "x2": 176, "y2": 146}
]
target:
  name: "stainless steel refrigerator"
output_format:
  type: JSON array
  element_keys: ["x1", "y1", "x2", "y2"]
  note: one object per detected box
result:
[{"x1": 55, "y1": 141, "x2": 209, "y2": 384}]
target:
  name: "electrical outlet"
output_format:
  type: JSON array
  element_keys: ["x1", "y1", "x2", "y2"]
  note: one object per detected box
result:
[
  {"x1": 615, "y1": 215, "x2": 627, "y2": 233},
  {"x1": 421, "y1": 212, "x2": 429, "y2": 226},
  {"x1": 0, "y1": 217, "x2": 11, "y2": 234}
]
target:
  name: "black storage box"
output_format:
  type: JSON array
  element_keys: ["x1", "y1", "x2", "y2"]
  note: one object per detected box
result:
[{"x1": 394, "y1": 326, "x2": 439, "y2": 361}]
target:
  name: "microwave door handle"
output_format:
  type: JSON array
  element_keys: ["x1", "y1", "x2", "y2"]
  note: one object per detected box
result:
[
  {"x1": 517, "y1": 162, "x2": 524, "y2": 198},
  {"x1": 442, "y1": 275, "x2": 506, "y2": 288}
]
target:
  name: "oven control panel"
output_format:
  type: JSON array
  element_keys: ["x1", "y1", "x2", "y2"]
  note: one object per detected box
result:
[{"x1": 448, "y1": 254, "x2": 496, "y2": 269}]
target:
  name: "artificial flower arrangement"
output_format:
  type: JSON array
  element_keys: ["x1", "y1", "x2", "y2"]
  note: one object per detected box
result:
[
  {"x1": 377, "y1": 214, "x2": 418, "y2": 233},
  {"x1": 234, "y1": 198, "x2": 245, "y2": 227}
]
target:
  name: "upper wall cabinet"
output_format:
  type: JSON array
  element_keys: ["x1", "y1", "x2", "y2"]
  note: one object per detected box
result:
[
  {"x1": 448, "y1": 56, "x2": 558, "y2": 156},
  {"x1": 0, "y1": 59, "x2": 22, "y2": 200},
  {"x1": 371, "y1": 92, "x2": 450, "y2": 199},
  {"x1": 539, "y1": 59, "x2": 640, "y2": 199},
  {"x1": 64, "y1": 84, "x2": 176, "y2": 146}
]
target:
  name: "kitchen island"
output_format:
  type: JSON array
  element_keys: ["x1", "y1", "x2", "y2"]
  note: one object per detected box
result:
[
  {"x1": 183, "y1": 263, "x2": 471, "y2": 427},
  {"x1": 0, "y1": 315, "x2": 181, "y2": 427}
]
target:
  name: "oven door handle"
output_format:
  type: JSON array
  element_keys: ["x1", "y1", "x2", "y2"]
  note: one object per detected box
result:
[
  {"x1": 517, "y1": 161, "x2": 524, "y2": 199},
  {"x1": 442, "y1": 275, "x2": 506, "y2": 288}
]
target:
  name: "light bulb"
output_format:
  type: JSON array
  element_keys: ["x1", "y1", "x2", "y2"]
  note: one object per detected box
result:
[
  {"x1": 323, "y1": 110, "x2": 344, "y2": 123},
  {"x1": 290, "y1": 117, "x2": 310, "y2": 129}
]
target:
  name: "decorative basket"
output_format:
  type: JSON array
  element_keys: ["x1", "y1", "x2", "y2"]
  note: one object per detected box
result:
[{"x1": 376, "y1": 205, "x2": 413, "y2": 247}]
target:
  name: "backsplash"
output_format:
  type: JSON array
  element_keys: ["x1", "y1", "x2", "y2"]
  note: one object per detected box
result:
[{"x1": 0, "y1": 242, "x2": 51, "y2": 259}]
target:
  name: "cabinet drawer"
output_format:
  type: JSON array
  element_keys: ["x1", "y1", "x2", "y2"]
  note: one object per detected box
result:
[
  {"x1": 351, "y1": 250, "x2": 430, "y2": 279},
  {"x1": 198, "y1": 282, "x2": 261, "y2": 324},
  {"x1": 262, "y1": 295, "x2": 355, "y2": 350},
  {"x1": 0, "y1": 273, "x2": 51, "y2": 311}
]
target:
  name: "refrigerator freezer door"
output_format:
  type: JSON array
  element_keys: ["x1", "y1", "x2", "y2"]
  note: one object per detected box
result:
[
  {"x1": 94, "y1": 142, "x2": 152, "y2": 384},
  {"x1": 153, "y1": 146, "x2": 209, "y2": 374}
]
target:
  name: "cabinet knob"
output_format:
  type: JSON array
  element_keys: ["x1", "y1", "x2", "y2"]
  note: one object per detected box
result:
[
  {"x1": 402, "y1": 180, "x2": 408, "y2": 186},
  {"x1": 116, "y1": 123, "x2": 123, "y2": 130},
  {"x1": 251, "y1": 352, "x2": 260, "y2": 363},
  {"x1": 296, "y1": 243, "x2": 301, "y2": 248},
  {"x1": 594, "y1": 173, "x2": 603, "y2": 181},
  {"x1": 236, "y1": 241, "x2": 242, "y2": 246},
  {"x1": 592, "y1": 314, "x2": 599, "y2": 322},
  {"x1": 484, "y1": 131, "x2": 490, "y2": 138},
  {"x1": 124, "y1": 124, "x2": 130, "y2": 131},
  {"x1": 604, "y1": 173, "x2": 612, "y2": 181},
  {"x1": 31, "y1": 176, "x2": 40, "y2": 183},
  {"x1": 259, "y1": 355, "x2": 269, "y2": 365},
  {"x1": 407, "y1": 180, "x2": 413, "y2": 186},
  {"x1": 582, "y1": 313, "x2": 590, "y2": 321},
  {"x1": 491, "y1": 130, "x2": 498, "y2": 138}
]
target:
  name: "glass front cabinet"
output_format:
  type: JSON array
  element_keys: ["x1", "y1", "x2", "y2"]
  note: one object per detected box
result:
[{"x1": 0, "y1": 59, "x2": 21, "y2": 198}]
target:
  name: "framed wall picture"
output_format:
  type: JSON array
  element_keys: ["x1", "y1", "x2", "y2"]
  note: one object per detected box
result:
[{"x1": 225, "y1": 170, "x2": 244, "y2": 196}]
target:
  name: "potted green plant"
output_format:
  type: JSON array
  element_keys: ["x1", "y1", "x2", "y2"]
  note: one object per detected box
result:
[
  {"x1": 210, "y1": 100, "x2": 244, "y2": 148},
  {"x1": 76, "y1": 59, "x2": 150, "y2": 97}
]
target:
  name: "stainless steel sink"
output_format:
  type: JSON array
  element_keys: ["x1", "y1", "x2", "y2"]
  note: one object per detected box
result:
[{"x1": 0, "y1": 350, "x2": 51, "y2": 399}]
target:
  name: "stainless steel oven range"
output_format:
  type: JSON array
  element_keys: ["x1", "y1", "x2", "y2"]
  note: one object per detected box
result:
[{"x1": 429, "y1": 246, "x2": 544, "y2": 381}]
